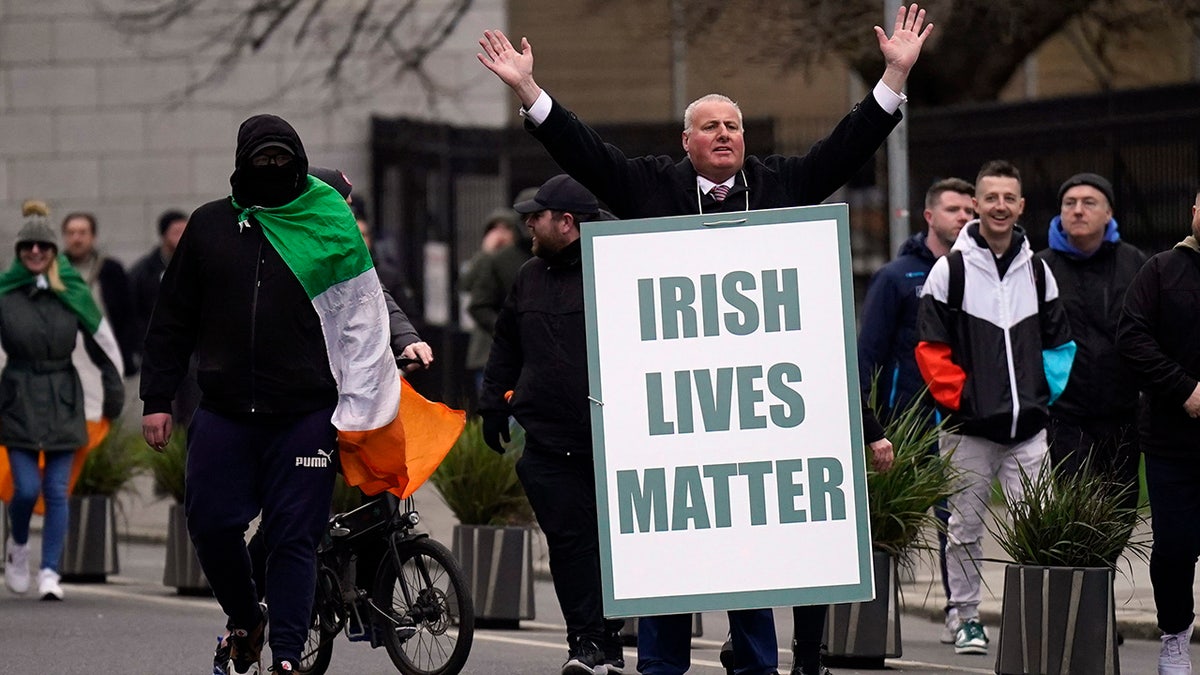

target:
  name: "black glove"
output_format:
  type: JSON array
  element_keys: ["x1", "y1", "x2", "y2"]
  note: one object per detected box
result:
[{"x1": 481, "y1": 412, "x2": 511, "y2": 454}]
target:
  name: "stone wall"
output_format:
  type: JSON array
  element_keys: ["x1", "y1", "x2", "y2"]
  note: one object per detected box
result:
[{"x1": 0, "y1": 0, "x2": 508, "y2": 265}]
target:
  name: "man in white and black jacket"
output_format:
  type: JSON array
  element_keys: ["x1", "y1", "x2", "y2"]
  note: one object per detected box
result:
[
  {"x1": 1117, "y1": 188, "x2": 1200, "y2": 675},
  {"x1": 915, "y1": 160, "x2": 1076, "y2": 657}
]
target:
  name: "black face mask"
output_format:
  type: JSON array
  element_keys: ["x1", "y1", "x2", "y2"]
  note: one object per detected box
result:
[{"x1": 232, "y1": 164, "x2": 303, "y2": 208}]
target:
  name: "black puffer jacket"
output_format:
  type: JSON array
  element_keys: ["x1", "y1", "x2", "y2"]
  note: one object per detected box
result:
[
  {"x1": 479, "y1": 239, "x2": 590, "y2": 455},
  {"x1": 141, "y1": 115, "x2": 338, "y2": 418},
  {"x1": 1118, "y1": 240, "x2": 1200, "y2": 459},
  {"x1": 1037, "y1": 240, "x2": 1147, "y2": 422}
]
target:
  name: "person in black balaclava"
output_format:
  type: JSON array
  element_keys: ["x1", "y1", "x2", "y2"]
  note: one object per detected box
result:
[
  {"x1": 140, "y1": 114, "x2": 432, "y2": 675},
  {"x1": 230, "y1": 116, "x2": 310, "y2": 208}
]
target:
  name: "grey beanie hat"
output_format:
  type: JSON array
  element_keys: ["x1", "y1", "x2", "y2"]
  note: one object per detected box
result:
[
  {"x1": 15, "y1": 201, "x2": 57, "y2": 252},
  {"x1": 1058, "y1": 173, "x2": 1115, "y2": 208}
]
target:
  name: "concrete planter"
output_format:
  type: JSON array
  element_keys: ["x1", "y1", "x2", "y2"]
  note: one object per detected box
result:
[
  {"x1": 61, "y1": 495, "x2": 119, "y2": 582},
  {"x1": 162, "y1": 503, "x2": 209, "y2": 594},
  {"x1": 451, "y1": 524, "x2": 535, "y2": 627},
  {"x1": 822, "y1": 550, "x2": 901, "y2": 662},
  {"x1": 996, "y1": 564, "x2": 1119, "y2": 675}
]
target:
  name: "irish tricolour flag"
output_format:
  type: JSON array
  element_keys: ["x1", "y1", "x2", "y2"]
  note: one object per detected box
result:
[{"x1": 245, "y1": 176, "x2": 465, "y2": 498}]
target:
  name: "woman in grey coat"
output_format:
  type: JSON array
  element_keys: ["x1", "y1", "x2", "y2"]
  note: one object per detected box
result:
[{"x1": 1, "y1": 201, "x2": 123, "y2": 601}]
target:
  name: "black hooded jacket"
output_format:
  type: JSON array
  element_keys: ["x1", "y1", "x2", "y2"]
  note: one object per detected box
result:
[{"x1": 141, "y1": 115, "x2": 338, "y2": 418}]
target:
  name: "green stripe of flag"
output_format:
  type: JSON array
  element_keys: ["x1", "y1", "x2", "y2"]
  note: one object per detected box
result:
[
  {"x1": 236, "y1": 176, "x2": 372, "y2": 300},
  {"x1": 0, "y1": 255, "x2": 102, "y2": 333}
]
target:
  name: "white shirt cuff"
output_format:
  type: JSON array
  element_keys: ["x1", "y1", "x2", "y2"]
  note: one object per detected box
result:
[
  {"x1": 872, "y1": 80, "x2": 906, "y2": 115},
  {"x1": 519, "y1": 90, "x2": 553, "y2": 126}
]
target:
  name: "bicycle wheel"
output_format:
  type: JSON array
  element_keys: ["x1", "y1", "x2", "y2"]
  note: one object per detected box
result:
[{"x1": 373, "y1": 537, "x2": 475, "y2": 675}]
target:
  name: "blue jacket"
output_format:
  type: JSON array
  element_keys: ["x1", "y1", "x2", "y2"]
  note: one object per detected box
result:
[{"x1": 857, "y1": 232, "x2": 937, "y2": 421}]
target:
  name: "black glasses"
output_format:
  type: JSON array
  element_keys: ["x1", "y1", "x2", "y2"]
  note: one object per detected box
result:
[
  {"x1": 251, "y1": 153, "x2": 294, "y2": 168},
  {"x1": 17, "y1": 241, "x2": 54, "y2": 253}
]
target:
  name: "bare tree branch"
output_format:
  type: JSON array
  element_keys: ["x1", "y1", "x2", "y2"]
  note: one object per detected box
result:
[{"x1": 100, "y1": 0, "x2": 478, "y2": 107}]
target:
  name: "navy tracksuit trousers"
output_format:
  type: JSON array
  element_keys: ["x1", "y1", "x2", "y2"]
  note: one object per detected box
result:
[{"x1": 185, "y1": 405, "x2": 337, "y2": 663}]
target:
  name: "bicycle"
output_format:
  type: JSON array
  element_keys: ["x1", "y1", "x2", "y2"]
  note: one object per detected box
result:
[{"x1": 298, "y1": 492, "x2": 475, "y2": 675}]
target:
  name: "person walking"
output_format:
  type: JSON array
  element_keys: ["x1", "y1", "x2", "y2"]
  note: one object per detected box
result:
[
  {"x1": 915, "y1": 160, "x2": 1076, "y2": 656},
  {"x1": 60, "y1": 211, "x2": 137, "y2": 375},
  {"x1": 141, "y1": 115, "x2": 431, "y2": 674},
  {"x1": 478, "y1": 4, "x2": 931, "y2": 672},
  {"x1": 1036, "y1": 173, "x2": 1146, "y2": 515},
  {"x1": 480, "y1": 174, "x2": 624, "y2": 675},
  {"x1": 1117, "y1": 187, "x2": 1200, "y2": 675},
  {"x1": 857, "y1": 176, "x2": 973, "y2": 643},
  {"x1": 2, "y1": 200, "x2": 124, "y2": 601}
]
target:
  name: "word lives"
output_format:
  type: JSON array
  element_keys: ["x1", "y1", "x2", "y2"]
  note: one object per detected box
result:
[{"x1": 638, "y1": 268, "x2": 806, "y2": 434}]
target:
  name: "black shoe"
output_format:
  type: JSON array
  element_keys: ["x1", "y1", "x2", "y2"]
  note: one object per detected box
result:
[
  {"x1": 720, "y1": 637, "x2": 734, "y2": 674},
  {"x1": 269, "y1": 658, "x2": 298, "y2": 673},
  {"x1": 791, "y1": 667, "x2": 833, "y2": 675},
  {"x1": 602, "y1": 627, "x2": 625, "y2": 674},
  {"x1": 562, "y1": 636, "x2": 604, "y2": 675}
]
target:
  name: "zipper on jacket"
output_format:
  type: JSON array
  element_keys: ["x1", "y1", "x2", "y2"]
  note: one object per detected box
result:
[{"x1": 249, "y1": 238, "x2": 263, "y2": 413}]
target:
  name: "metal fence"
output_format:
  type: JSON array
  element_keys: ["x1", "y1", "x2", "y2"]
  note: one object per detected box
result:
[
  {"x1": 371, "y1": 82, "x2": 1200, "y2": 404},
  {"x1": 906, "y1": 81, "x2": 1200, "y2": 254}
]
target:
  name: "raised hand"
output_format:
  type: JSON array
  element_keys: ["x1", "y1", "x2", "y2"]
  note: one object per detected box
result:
[
  {"x1": 875, "y1": 3, "x2": 933, "y2": 93},
  {"x1": 477, "y1": 29, "x2": 541, "y2": 108}
]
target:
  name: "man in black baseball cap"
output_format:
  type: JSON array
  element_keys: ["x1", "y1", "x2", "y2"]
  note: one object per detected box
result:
[
  {"x1": 513, "y1": 173, "x2": 600, "y2": 217},
  {"x1": 512, "y1": 173, "x2": 609, "y2": 258},
  {"x1": 480, "y1": 173, "x2": 625, "y2": 675}
]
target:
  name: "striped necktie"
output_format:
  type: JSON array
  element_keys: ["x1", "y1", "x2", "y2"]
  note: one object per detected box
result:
[{"x1": 710, "y1": 184, "x2": 730, "y2": 202}]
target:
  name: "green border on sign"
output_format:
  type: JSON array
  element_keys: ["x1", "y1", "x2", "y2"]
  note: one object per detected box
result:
[{"x1": 581, "y1": 204, "x2": 872, "y2": 617}]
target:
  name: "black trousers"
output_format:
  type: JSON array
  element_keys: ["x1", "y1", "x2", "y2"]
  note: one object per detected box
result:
[
  {"x1": 185, "y1": 406, "x2": 337, "y2": 663},
  {"x1": 516, "y1": 447, "x2": 621, "y2": 645},
  {"x1": 1047, "y1": 415, "x2": 1140, "y2": 513},
  {"x1": 1145, "y1": 454, "x2": 1200, "y2": 634}
]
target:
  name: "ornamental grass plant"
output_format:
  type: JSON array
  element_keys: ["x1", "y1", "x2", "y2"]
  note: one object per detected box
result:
[
  {"x1": 988, "y1": 456, "x2": 1148, "y2": 569},
  {"x1": 865, "y1": 378, "x2": 959, "y2": 563},
  {"x1": 72, "y1": 423, "x2": 144, "y2": 497},
  {"x1": 429, "y1": 416, "x2": 534, "y2": 527}
]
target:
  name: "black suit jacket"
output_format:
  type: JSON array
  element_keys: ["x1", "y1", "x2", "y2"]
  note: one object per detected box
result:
[
  {"x1": 527, "y1": 93, "x2": 900, "y2": 220},
  {"x1": 525, "y1": 93, "x2": 899, "y2": 442}
]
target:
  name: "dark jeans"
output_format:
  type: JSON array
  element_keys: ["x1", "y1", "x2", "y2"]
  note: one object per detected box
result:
[
  {"x1": 516, "y1": 448, "x2": 622, "y2": 646},
  {"x1": 639, "y1": 609, "x2": 777, "y2": 675},
  {"x1": 185, "y1": 406, "x2": 337, "y2": 663},
  {"x1": 1048, "y1": 415, "x2": 1140, "y2": 513},
  {"x1": 1145, "y1": 454, "x2": 1200, "y2": 635}
]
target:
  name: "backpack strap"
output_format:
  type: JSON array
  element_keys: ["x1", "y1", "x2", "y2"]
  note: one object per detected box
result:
[
  {"x1": 946, "y1": 249, "x2": 965, "y2": 311},
  {"x1": 1032, "y1": 257, "x2": 1047, "y2": 311}
]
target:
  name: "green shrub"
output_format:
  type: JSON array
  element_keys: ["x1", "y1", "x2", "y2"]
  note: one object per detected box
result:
[
  {"x1": 429, "y1": 416, "x2": 534, "y2": 527},
  {"x1": 72, "y1": 424, "x2": 144, "y2": 497},
  {"x1": 865, "y1": 380, "x2": 958, "y2": 563},
  {"x1": 988, "y1": 458, "x2": 1149, "y2": 569}
]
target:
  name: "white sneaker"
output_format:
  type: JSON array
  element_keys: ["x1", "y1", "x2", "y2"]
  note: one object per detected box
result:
[
  {"x1": 37, "y1": 568, "x2": 63, "y2": 601},
  {"x1": 4, "y1": 538, "x2": 30, "y2": 594},
  {"x1": 1160, "y1": 625, "x2": 1193, "y2": 675},
  {"x1": 940, "y1": 608, "x2": 958, "y2": 644}
]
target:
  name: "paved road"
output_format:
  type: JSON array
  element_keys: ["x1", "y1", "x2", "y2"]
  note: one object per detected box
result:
[{"x1": 0, "y1": 538, "x2": 1167, "y2": 674}]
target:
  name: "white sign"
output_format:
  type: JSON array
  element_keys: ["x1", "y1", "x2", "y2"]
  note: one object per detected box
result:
[{"x1": 582, "y1": 204, "x2": 873, "y2": 617}]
